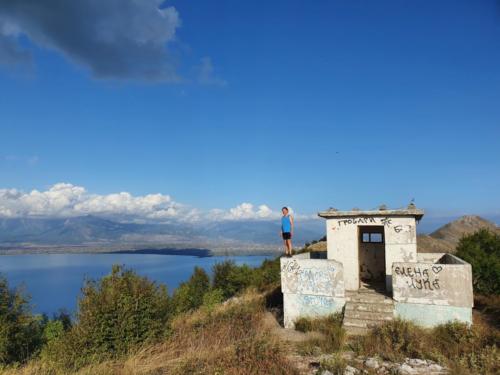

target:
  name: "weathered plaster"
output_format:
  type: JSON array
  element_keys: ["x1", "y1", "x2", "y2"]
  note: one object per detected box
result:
[
  {"x1": 395, "y1": 302, "x2": 472, "y2": 327},
  {"x1": 281, "y1": 255, "x2": 345, "y2": 328},
  {"x1": 283, "y1": 294, "x2": 346, "y2": 328},
  {"x1": 392, "y1": 261, "x2": 473, "y2": 308},
  {"x1": 326, "y1": 216, "x2": 417, "y2": 291}
]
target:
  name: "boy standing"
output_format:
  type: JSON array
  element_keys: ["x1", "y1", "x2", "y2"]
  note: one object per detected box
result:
[{"x1": 281, "y1": 207, "x2": 294, "y2": 257}]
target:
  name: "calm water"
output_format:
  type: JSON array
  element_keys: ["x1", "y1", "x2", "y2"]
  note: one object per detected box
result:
[{"x1": 0, "y1": 253, "x2": 271, "y2": 315}]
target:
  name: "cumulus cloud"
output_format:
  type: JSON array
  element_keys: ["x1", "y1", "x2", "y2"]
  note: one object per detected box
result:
[
  {"x1": 0, "y1": 183, "x2": 311, "y2": 222},
  {"x1": 0, "y1": 0, "x2": 181, "y2": 81},
  {"x1": 0, "y1": 183, "x2": 182, "y2": 220},
  {"x1": 209, "y1": 203, "x2": 283, "y2": 221}
]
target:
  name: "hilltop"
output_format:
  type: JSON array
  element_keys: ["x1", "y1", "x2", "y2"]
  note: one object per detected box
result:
[{"x1": 418, "y1": 215, "x2": 500, "y2": 253}]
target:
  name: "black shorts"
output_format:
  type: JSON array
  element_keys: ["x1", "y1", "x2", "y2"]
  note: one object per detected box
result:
[{"x1": 282, "y1": 232, "x2": 291, "y2": 240}]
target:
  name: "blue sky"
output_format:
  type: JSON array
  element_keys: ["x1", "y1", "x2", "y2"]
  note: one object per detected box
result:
[{"x1": 0, "y1": 0, "x2": 499, "y2": 222}]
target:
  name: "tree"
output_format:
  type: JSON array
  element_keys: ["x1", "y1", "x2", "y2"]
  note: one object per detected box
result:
[
  {"x1": 0, "y1": 276, "x2": 44, "y2": 365},
  {"x1": 172, "y1": 266, "x2": 210, "y2": 314},
  {"x1": 456, "y1": 229, "x2": 500, "y2": 295}
]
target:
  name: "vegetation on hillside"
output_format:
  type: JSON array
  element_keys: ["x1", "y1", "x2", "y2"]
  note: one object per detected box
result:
[
  {"x1": 351, "y1": 319, "x2": 499, "y2": 374},
  {"x1": 0, "y1": 228, "x2": 499, "y2": 374}
]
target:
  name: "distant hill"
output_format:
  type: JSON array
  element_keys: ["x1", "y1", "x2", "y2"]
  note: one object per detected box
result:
[{"x1": 418, "y1": 215, "x2": 499, "y2": 253}]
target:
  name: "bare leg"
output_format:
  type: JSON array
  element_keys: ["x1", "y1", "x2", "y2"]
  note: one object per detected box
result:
[
  {"x1": 286, "y1": 239, "x2": 292, "y2": 255},
  {"x1": 283, "y1": 240, "x2": 289, "y2": 255}
]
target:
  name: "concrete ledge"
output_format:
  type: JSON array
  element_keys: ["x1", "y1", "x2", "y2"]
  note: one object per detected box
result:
[
  {"x1": 283, "y1": 293, "x2": 346, "y2": 328},
  {"x1": 394, "y1": 302, "x2": 472, "y2": 327}
]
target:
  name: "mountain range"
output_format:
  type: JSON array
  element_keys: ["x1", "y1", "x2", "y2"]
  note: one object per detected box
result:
[
  {"x1": 0, "y1": 214, "x2": 498, "y2": 255},
  {"x1": 0, "y1": 215, "x2": 324, "y2": 254}
]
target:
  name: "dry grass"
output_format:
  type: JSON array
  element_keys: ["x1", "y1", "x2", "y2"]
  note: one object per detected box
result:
[
  {"x1": 1, "y1": 291, "x2": 299, "y2": 375},
  {"x1": 294, "y1": 314, "x2": 346, "y2": 355},
  {"x1": 351, "y1": 318, "x2": 500, "y2": 375}
]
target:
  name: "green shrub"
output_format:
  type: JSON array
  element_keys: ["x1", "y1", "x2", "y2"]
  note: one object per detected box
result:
[
  {"x1": 172, "y1": 266, "x2": 210, "y2": 314},
  {"x1": 253, "y1": 258, "x2": 281, "y2": 290},
  {"x1": 212, "y1": 261, "x2": 255, "y2": 299},
  {"x1": 456, "y1": 229, "x2": 500, "y2": 295},
  {"x1": 0, "y1": 276, "x2": 44, "y2": 365},
  {"x1": 42, "y1": 265, "x2": 171, "y2": 371},
  {"x1": 201, "y1": 288, "x2": 225, "y2": 310}
]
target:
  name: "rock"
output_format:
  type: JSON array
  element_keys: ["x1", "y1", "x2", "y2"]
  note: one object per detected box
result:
[
  {"x1": 344, "y1": 365, "x2": 358, "y2": 375},
  {"x1": 428, "y1": 364, "x2": 444, "y2": 372},
  {"x1": 364, "y1": 358, "x2": 379, "y2": 369},
  {"x1": 321, "y1": 370, "x2": 334, "y2": 375},
  {"x1": 397, "y1": 363, "x2": 417, "y2": 374},
  {"x1": 407, "y1": 358, "x2": 427, "y2": 367}
]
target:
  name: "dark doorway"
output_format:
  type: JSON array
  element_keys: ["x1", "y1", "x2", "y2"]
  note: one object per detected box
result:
[{"x1": 358, "y1": 225, "x2": 386, "y2": 289}]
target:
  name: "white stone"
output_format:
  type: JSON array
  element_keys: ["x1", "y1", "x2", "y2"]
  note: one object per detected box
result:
[
  {"x1": 427, "y1": 364, "x2": 444, "y2": 372},
  {"x1": 398, "y1": 363, "x2": 417, "y2": 374},
  {"x1": 321, "y1": 371, "x2": 334, "y2": 375},
  {"x1": 364, "y1": 358, "x2": 379, "y2": 369},
  {"x1": 344, "y1": 366, "x2": 358, "y2": 375},
  {"x1": 407, "y1": 358, "x2": 427, "y2": 367}
]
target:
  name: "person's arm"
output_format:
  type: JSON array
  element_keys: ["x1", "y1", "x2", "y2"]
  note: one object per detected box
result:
[{"x1": 290, "y1": 215, "x2": 294, "y2": 236}]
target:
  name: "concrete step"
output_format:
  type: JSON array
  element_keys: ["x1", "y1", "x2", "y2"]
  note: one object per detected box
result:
[
  {"x1": 343, "y1": 317, "x2": 392, "y2": 329},
  {"x1": 345, "y1": 293, "x2": 393, "y2": 304},
  {"x1": 345, "y1": 302, "x2": 394, "y2": 313},
  {"x1": 344, "y1": 310, "x2": 393, "y2": 321},
  {"x1": 344, "y1": 325, "x2": 370, "y2": 336}
]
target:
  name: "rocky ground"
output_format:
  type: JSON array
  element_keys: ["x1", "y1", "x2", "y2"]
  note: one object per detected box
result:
[{"x1": 289, "y1": 352, "x2": 448, "y2": 375}]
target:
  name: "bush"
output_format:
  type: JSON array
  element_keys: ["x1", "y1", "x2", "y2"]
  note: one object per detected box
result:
[
  {"x1": 212, "y1": 261, "x2": 255, "y2": 299},
  {"x1": 172, "y1": 267, "x2": 210, "y2": 314},
  {"x1": 201, "y1": 288, "x2": 225, "y2": 310},
  {"x1": 456, "y1": 229, "x2": 500, "y2": 295},
  {"x1": 252, "y1": 258, "x2": 281, "y2": 290},
  {"x1": 0, "y1": 276, "x2": 44, "y2": 365},
  {"x1": 42, "y1": 265, "x2": 172, "y2": 371}
]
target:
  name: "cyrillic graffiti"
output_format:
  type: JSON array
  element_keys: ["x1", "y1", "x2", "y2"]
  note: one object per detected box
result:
[{"x1": 394, "y1": 265, "x2": 442, "y2": 291}]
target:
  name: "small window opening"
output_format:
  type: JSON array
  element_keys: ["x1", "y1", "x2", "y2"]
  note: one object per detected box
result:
[{"x1": 361, "y1": 232, "x2": 383, "y2": 243}]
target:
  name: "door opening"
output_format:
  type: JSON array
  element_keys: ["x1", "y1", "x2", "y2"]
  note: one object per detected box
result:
[{"x1": 358, "y1": 225, "x2": 386, "y2": 289}]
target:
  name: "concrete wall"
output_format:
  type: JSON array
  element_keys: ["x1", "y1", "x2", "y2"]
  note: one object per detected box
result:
[
  {"x1": 392, "y1": 255, "x2": 473, "y2": 326},
  {"x1": 326, "y1": 216, "x2": 418, "y2": 291},
  {"x1": 281, "y1": 254, "x2": 345, "y2": 328}
]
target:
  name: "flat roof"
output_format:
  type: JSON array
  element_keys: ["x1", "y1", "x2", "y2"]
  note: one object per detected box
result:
[{"x1": 318, "y1": 208, "x2": 424, "y2": 220}]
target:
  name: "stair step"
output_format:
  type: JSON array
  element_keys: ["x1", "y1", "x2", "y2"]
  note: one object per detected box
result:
[
  {"x1": 344, "y1": 326, "x2": 370, "y2": 336},
  {"x1": 345, "y1": 294, "x2": 393, "y2": 304},
  {"x1": 345, "y1": 302, "x2": 394, "y2": 313},
  {"x1": 344, "y1": 310, "x2": 393, "y2": 321},
  {"x1": 343, "y1": 317, "x2": 392, "y2": 328}
]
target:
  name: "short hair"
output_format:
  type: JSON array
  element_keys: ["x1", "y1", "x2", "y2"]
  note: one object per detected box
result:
[{"x1": 281, "y1": 206, "x2": 289, "y2": 212}]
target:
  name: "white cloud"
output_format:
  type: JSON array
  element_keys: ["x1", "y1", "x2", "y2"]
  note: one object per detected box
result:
[
  {"x1": 0, "y1": 183, "x2": 313, "y2": 222},
  {"x1": 0, "y1": 183, "x2": 182, "y2": 220},
  {"x1": 209, "y1": 203, "x2": 286, "y2": 221}
]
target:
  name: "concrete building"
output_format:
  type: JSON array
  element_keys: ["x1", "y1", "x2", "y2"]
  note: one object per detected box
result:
[{"x1": 281, "y1": 205, "x2": 474, "y2": 332}]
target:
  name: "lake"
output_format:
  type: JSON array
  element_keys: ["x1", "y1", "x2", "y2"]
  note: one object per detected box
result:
[{"x1": 0, "y1": 253, "x2": 271, "y2": 315}]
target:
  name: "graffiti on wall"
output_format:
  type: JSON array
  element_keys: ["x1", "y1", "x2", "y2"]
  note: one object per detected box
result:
[
  {"x1": 394, "y1": 265, "x2": 443, "y2": 291},
  {"x1": 334, "y1": 217, "x2": 414, "y2": 235},
  {"x1": 281, "y1": 259, "x2": 339, "y2": 296}
]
